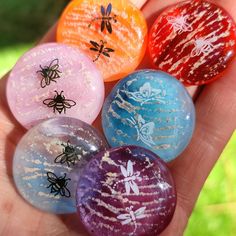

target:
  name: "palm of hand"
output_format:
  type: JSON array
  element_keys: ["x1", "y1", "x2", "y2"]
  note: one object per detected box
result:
[{"x1": 1, "y1": 0, "x2": 236, "y2": 235}]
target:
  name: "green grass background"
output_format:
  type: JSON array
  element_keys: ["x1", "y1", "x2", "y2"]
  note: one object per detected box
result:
[
  {"x1": 0, "y1": 1, "x2": 235, "y2": 235},
  {"x1": 0, "y1": 0, "x2": 67, "y2": 76}
]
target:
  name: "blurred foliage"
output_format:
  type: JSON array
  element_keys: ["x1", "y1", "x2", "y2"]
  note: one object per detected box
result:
[
  {"x1": 0, "y1": 0, "x2": 67, "y2": 76},
  {"x1": 0, "y1": 0, "x2": 67, "y2": 46},
  {"x1": 0, "y1": 1, "x2": 236, "y2": 235}
]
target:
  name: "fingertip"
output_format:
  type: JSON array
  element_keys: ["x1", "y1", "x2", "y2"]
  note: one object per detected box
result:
[
  {"x1": 130, "y1": 0, "x2": 149, "y2": 9},
  {"x1": 39, "y1": 22, "x2": 58, "y2": 44}
]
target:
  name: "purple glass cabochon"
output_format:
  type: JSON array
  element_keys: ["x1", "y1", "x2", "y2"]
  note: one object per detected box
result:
[{"x1": 76, "y1": 145, "x2": 177, "y2": 235}]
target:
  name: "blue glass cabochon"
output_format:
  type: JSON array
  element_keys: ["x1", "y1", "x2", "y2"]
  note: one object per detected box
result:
[{"x1": 102, "y1": 70, "x2": 195, "y2": 162}]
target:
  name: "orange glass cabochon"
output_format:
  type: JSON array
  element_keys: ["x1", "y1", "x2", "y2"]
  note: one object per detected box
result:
[{"x1": 57, "y1": 0, "x2": 148, "y2": 82}]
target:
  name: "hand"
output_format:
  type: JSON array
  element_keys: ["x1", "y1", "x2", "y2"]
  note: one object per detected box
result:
[{"x1": 1, "y1": 0, "x2": 236, "y2": 235}]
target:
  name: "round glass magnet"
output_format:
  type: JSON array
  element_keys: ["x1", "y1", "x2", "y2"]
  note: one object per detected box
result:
[
  {"x1": 148, "y1": 0, "x2": 236, "y2": 85},
  {"x1": 102, "y1": 70, "x2": 195, "y2": 162},
  {"x1": 57, "y1": 0, "x2": 147, "y2": 82},
  {"x1": 77, "y1": 146, "x2": 176, "y2": 236},
  {"x1": 7, "y1": 43, "x2": 104, "y2": 129},
  {"x1": 13, "y1": 117, "x2": 108, "y2": 214}
]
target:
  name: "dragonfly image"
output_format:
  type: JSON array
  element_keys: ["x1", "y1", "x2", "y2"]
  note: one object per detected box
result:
[
  {"x1": 167, "y1": 15, "x2": 193, "y2": 34},
  {"x1": 113, "y1": 160, "x2": 142, "y2": 195},
  {"x1": 89, "y1": 40, "x2": 114, "y2": 62},
  {"x1": 117, "y1": 206, "x2": 146, "y2": 234},
  {"x1": 88, "y1": 3, "x2": 117, "y2": 34},
  {"x1": 191, "y1": 34, "x2": 217, "y2": 57},
  {"x1": 123, "y1": 82, "x2": 166, "y2": 105},
  {"x1": 127, "y1": 115, "x2": 155, "y2": 147}
]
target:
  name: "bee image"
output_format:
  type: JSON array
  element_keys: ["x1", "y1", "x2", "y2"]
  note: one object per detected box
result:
[
  {"x1": 46, "y1": 172, "x2": 71, "y2": 198},
  {"x1": 88, "y1": 3, "x2": 117, "y2": 34},
  {"x1": 43, "y1": 90, "x2": 76, "y2": 114},
  {"x1": 37, "y1": 59, "x2": 62, "y2": 88},
  {"x1": 191, "y1": 35, "x2": 217, "y2": 57},
  {"x1": 90, "y1": 40, "x2": 114, "y2": 62},
  {"x1": 54, "y1": 141, "x2": 80, "y2": 167},
  {"x1": 167, "y1": 15, "x2": 193, "y2": 35}
]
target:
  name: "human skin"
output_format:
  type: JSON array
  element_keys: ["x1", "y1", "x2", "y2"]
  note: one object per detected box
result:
[{"x1": 1, "y1": 0, "x2": 236, "y2": 235}]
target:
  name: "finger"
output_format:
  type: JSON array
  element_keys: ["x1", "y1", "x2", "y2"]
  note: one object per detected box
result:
[
  {"x1": 39, "y1": 23, "x2": 57, "y2": 44},
  {"x1": 148, "y1": 0, "x2": 236, "y2": 234},
  {"x1": 162, "y1": 59, "x2": 236, "y2": 236},
  {"x1": 130, "y1": 0, "x2": 149, "y2": 9}
]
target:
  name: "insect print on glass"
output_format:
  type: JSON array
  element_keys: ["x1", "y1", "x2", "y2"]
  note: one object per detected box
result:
[
  {"x1": 117, "y1": 206, "x2": 146, "y2": 234},
  {"x1": 46, "y1": 172, "x2": 71, "y2": 198},
  {"x1": 54, "y1": 141, "x2": 80, "y2": 167},
  {"x1": 113, "y1": 160, "x2": 142, "y2": 195},
  {"x1": 37, "y1": 59, "x2": 62, "y2": 88},
  {"x1": 43, "y1": 90, "x2": 76, "y2": 114},
  {"x1": 123, "y1": 82, "x2": 167, "y2": 105},
  {"x1": 127, "y1": 115, "x2": 155, "y2": 147},
  {"x1": 167, "y1": 15, "x2": 193, "y2": 34},
  {"x1": 89, "y1": 40, "x2": 115, "y2": 62},
  {"x1": 191, "y1": 34, "x2": 218, "y2": 57},
  {"x1": 88, "y1": 3, "x2": 117, "y2": 34}
]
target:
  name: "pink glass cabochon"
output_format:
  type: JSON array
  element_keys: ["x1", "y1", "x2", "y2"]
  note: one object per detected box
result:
[
  {"x1": 77, "y1": 146, "x2": 176, "y2": 236},
  {"x1": 7, "y1": 43, "x2": 105, "y2": 129}
]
